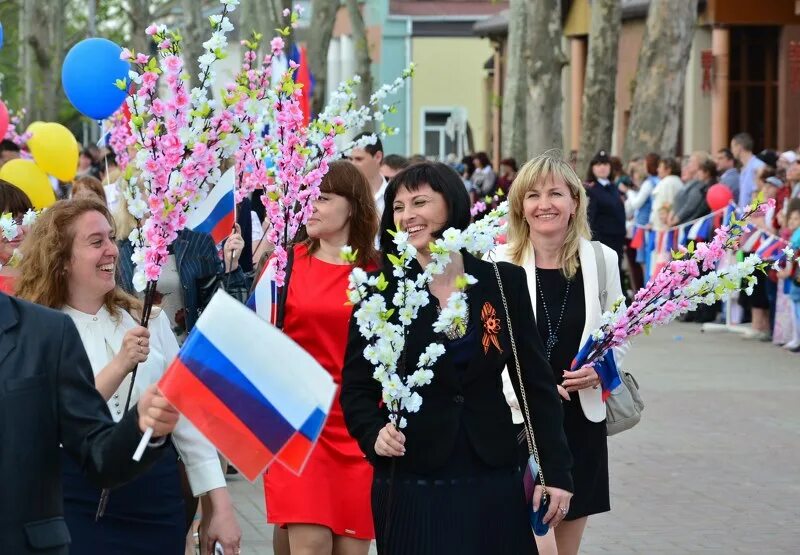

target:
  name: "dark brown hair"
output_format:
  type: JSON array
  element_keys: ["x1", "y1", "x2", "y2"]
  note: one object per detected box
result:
[
  {"x1": 660, "y1": 157, "x2": 681, "y2": 176},
  {"x1": 699, "y1": 159, "x2": 718, "y2": 182},
  {"x1": 473, "y1": 152, "x2": 491, "y2": 169},
  {"x1": 0, "y1": 179, "x2": 34, "y2": 216},
  {"x1": 645, "y1": 153, "x2": 660, "y2": 176},
  {"x1": 305, "y1": 160, "x2": 379, "y2": 267}
]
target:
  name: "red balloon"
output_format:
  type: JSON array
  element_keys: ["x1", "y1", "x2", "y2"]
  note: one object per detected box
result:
[
  {"x1": 706, "y1": 183, "x2": 733, "y2": 211},
  {"x1": 0, "y1": 100, "x2": 9, "y2": 140}
]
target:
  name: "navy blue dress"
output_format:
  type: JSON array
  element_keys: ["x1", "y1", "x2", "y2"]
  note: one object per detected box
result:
[{"x1": 61, "y1": 445, "x2": 185, "y2": 554}]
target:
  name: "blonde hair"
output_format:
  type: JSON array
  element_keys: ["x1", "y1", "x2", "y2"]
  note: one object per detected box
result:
[
  {"x1": 507, "y1": 151, "x2": 591, "y2": 279},
  {"x1": 15, "y1": 198, "x2": 141, "y2": 320}
]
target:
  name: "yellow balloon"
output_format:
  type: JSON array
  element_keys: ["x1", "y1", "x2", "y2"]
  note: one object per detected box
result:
[
  {"x1": 0, "y1": 159, "x2": 57, "y2": 209},
  {"x1": 26, "y1": 122, "x2": 80, "y2": 182}
]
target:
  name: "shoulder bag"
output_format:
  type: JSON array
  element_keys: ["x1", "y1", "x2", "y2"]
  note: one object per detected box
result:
[
  {"x1": 491, "y1": 262, "x2": 550, "y2": 537},
  {"x1": 590, "y1": 241, "x2": 644, "y2": 436}
]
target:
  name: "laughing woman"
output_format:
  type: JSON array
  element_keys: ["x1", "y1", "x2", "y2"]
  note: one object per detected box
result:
[
  {"x1": 491, "y1": 152, "x2": 627, "y2": 555},
  {"x1": 16, "y1": 198, "x2": 241, "y2": 555},
  {"x1": 341, "y1": 162, "x2": 573, "y2": 555}
]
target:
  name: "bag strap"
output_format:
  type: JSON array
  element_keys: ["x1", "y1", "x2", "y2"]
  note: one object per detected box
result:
[
  {"x1": 491, "y1": 262, "x2": 548, "y2": 496},
  {"x1": 275, "y1": 246, "x2": 295, "y2": 330},
  {"x1": 590, "y1": 241, "x2": 607, "y2": 310}
]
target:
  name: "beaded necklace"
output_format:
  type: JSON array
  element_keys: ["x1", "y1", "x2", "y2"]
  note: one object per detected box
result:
[{"x1": 535, "y1": 268, "x2": 571, "y2": 361}]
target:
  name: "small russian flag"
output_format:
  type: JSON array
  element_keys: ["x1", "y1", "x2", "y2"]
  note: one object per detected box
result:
[
  {"x1": 571, "y1": 337, "x2": 622, "y2": 402},
  {"x1": 186, "y1": 168, "x2": 236, "y2": 245},
  {"x1": 246, "y1": 257, "x2": 280, "y2": 324},
  {"x1": 158, "y1": 291, "x2": 337, "y2": 481},
  {"x1": 740, "y1": 229, "x2": 764, "y2": 253},
  {"x1": 756, "y1": 237, "x2": 786, "y2": 261}
]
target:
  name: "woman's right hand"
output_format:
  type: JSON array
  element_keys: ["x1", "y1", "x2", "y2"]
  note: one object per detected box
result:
[
  {"x1": 115, "y1": 326, "x2": 150, "y2": 372},
  {"x1": 374, "y1": 422, "x2": 406, "y2": 457}
]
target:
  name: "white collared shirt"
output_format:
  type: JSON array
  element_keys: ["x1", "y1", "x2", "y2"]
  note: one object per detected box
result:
[
  {"x1": 62, "y1": 305, "x2": 225, "y2": 496},
  {"x1": 374, "y1": 176, "x2": 388, "y2": 218}
]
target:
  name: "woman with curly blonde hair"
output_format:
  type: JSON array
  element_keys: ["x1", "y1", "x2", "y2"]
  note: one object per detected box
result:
[
  {"x1": 490, "y1": 151, "x2": 628, "y2": 555},
  {"x1": 16, "y1": 198, "x2": 242, "y2": 555}
]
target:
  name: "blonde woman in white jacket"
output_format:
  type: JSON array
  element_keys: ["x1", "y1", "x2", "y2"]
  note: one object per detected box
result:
[
  {"x1": 489, "y1": 152, "x2": 627, "y2": 555},
  {"x1": 16, "y1": 198, "x2": 241, "y2": 555}
]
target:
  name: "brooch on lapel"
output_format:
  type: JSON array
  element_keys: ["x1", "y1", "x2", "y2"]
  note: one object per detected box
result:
[{"x1": 481, "y1": 302, "x2": 503, "y2": 354}]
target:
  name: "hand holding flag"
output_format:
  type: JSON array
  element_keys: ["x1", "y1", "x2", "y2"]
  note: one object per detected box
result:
[{"x1": 134, "y1": 290, "x2": 337, "y2": 481}]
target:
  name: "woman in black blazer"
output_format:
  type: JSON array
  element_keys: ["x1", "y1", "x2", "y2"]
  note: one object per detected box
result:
[{"x1": 341, "y1": 162, "x2": 573, "y2": 555}]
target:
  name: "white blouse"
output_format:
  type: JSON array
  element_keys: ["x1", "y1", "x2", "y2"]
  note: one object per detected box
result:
[{"x1": 62, "y1": 305, "x2": 226, "y2": 497}]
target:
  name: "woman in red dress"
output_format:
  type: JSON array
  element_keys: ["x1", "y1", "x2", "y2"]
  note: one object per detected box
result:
[
  {"x1": 0, "y1": 180, "x2": 34, "y2": 295},
  {"x1": 264, "y1": 160, "x2": 379, "y2": 554}
]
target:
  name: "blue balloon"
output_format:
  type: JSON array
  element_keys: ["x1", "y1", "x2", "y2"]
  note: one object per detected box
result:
[
  {"x1": 0, "y1": 22, "x2": 4, "y2": 50},
  {"x1": 62, "y1": 38, "x2": 129, "y2": 120}
]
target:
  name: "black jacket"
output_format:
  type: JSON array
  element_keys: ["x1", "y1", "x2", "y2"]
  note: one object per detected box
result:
[
  {"x1": 0, "y1": 293, "x2": 164, "y2": 554},
  {"x1": 586, "y1": 179, "x2": 626, "y2": 251},
  {"x1": 341, "y1": 253, "x2": 573, "y2": 491}
]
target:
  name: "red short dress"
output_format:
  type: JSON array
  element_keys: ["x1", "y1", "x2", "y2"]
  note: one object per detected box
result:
[{"x1": 263, "y1": 244, "x2": 375, "y2": 540}]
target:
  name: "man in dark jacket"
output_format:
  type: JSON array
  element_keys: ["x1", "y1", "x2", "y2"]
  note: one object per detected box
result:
[{"x1": 0, "y1": 293, "x2": 180, "y2": 555}]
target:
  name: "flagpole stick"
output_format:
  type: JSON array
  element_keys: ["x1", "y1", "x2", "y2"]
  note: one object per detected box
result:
[
  {"x1": 96, "y1": 280, "x2": 158, "y2": 520},
  {"x1": 132, "y1": 427, "x2": 154, "y2": 462}
]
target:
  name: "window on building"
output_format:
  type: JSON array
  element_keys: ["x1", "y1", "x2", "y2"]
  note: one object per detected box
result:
[{"x1": 422, "y1": 109, "x2": 468, "y2": 161}]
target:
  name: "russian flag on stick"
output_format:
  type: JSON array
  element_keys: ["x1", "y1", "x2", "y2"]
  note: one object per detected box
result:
[
  {"x1": 664, "y1": 229, "x2": 677, "y2": 252},
  {"x1": 740, "y1": 229, "x2": 764, "y2": 253},
  {"x1": 186, "y1": 168, "x2": 236, "y2": 245},
  {"x1": 158, "y1": 291, "x2": 337, "y2": 481},
  {"x1": 571, "y1": 337, "x2": 622, "y2": 402},
  {"x1": 756, "y1": 237, "x2": 786, "y2": 261},
  {"x1": 246, "y1": 257, "x2": 280, "y2": 324},
  {"x1": 723, "y1": 203, "x2": 736, "y2": 226}
]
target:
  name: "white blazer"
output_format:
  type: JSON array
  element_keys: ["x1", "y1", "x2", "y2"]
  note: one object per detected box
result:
[{"x1": 490, "y1": 238, "x2": 628, "y2": 423}]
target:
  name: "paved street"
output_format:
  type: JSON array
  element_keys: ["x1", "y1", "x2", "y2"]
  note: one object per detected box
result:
[{"x1": 227, "y1": 323, "x2": 800, "y2": 554}]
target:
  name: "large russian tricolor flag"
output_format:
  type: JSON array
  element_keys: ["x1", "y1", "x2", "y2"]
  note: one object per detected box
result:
[
  {"x1": 158, "y1": 291, "x2": 337, "y2": 481},
  {"x1": 186, "y1": 167, "x2": 236, "y2": 245}
]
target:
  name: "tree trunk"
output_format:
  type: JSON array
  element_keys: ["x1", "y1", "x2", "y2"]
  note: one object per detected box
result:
[
  {"x1": 524, "y1": 0, "x2": 566, "y2": 158},
  {"x1": 180, "y1": 0, "x2": 205, "y2": 88},
  {"x1": 346, "y1": 0, "x2": 372, "y2": 113},
  {"x1": 577, "y1": 0, "x2": 621, "y2": 176},
  {"x1": 307, "y1": 0, "x2": 338, "y2": 116},
  {"x1": 41, "y1": 0, "x2": 66, "y2": 122},
  {"x1": 19, "y1": 0, "x2": 36, "y2": 123},
  {"x1": 128, "y1": 0, "x2": 153, "y2": 57},
  {"x1": 622, "y1": 0, "x2": 698, "y2": 160},
  {"x1": 501, "y1": 0, "x2": 528, "y2": 164}
]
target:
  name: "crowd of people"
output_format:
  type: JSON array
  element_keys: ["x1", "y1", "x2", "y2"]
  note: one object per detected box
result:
[{"x1": 1, "y1": 126, "x2": 799, "y2": 555}]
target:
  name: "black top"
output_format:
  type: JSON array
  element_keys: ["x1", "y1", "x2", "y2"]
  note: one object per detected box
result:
[
  {"x1": 535, "y1": 267, "x2": 585, "y2": 383},
  {"x1": 0, "y1": 293, "x2": 166, "y2": 555},
  {"x1": 341, "y1": 252, "x2": 574, "y2": 492}
]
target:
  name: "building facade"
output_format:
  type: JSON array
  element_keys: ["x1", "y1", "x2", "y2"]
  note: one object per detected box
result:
[
  {"x1": 329, "y1": 0, "x2": 506, "y2": 158},
  {"x1": 476, "y1": 0, "x2": 800, "y2": 164}
]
